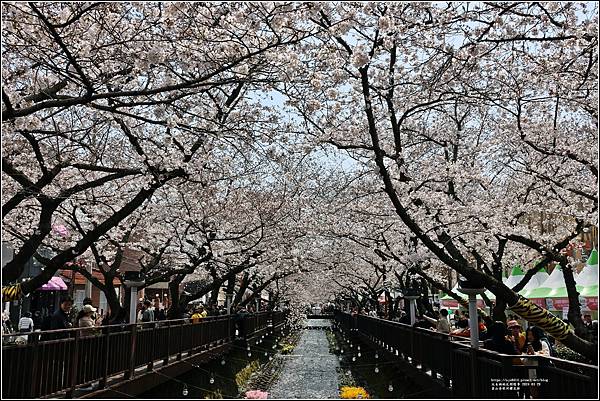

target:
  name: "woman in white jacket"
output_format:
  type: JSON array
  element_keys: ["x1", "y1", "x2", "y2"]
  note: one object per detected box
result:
[{"x1": 78, "y1": 304, "x2": 97, "y2": 337}]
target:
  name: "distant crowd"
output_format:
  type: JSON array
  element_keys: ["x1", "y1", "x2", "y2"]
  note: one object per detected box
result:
[{"x1": 4, "y1": 294, "x2": 275, "y2": 344}]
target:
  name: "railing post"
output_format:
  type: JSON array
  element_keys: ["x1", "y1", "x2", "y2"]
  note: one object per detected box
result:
[
  {"x1": 177, "y1": 321, "x2": 183, "y2": 361},
  {"x1": 67, "y1": 330, "x2": 81, "y2": 398},
  {"x1": 28, "y1": 332, "x2": 41, "y2": 398},
  {"x1": 469, "y1": 348, "x2": 479, "y2": 398},
  {"x1": 100, "y1": 326, "x2": 111, "y2": 389},
  {"x1": 410, "y1": 326, "x2": 415, "y2": 365},
  {"x1": 147, "y1": 323, "x2": 156, "y2": 372},
  {"x1": 164, "y1": 321, "x2": 171, "y2": 366},
  {"x1": 126, "y1": 324, "x2": 137, "y2": 379}
]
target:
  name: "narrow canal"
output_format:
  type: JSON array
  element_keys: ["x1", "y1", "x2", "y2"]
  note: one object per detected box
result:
[
  {"x1": 140, "y1": 318, "x2": 422, "y2": 398},
  {"x1": 269, "y1": 319, "x2": 340, "y2": 398}
]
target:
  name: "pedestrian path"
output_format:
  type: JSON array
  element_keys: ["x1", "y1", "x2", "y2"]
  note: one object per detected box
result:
[{"x1": 268, "y1": 319, "x2": 339, "y2": 399}]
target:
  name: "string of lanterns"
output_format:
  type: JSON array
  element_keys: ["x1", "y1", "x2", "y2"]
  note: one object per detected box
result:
[{"x1": 144, "y1": 321, "x2": 401, "y2": 397}]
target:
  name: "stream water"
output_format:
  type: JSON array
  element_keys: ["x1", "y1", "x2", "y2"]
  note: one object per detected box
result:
[{"x1": 268, "y1": 319, "x2": 340, "y2": 399}]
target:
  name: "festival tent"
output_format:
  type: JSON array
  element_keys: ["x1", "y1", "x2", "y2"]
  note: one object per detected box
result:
[
  {"x1": 576, "y1": 249, "x2": 598, "y2": 312},
  {"x1": 440, "y1": 274, "x2": 508, "y2": 309},
  {"x1": 524, "y1": 265, "x2": 563, "y2": 298},
  {"x1": 577, "y1": 248, "x2": 598, "y2": 297},
  {"x1": 517, "y1": 267, "x2": 550, "y2": 297},
  {"x1": 542, "y1": 249, "x2": 598, "y2": 311}
]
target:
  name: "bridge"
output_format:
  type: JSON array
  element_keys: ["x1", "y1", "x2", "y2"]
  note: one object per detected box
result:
[
  {"x1": 2, "y1": 311, "x2": 287, "y2": 399},
  {"x1": 334, "y1": 311, "x2": 598, "y2": 399}
]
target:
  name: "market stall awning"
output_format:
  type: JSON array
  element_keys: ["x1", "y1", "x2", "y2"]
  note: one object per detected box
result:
[
  {"x1": 518, "y1": 268, "x2": 549, "y2": 296},
  {"x1": 525, "y1": 265, "x2": 565, "y2": 299},
  {"x1": 577, "y1": 248, "x2": 598, "y2": 297},
  {"x1": 39, "y1": 276, "x2": 67, "y2": 291},
  {"x1": 503, "y1": 265, "x2": 524, "y2": 289}
]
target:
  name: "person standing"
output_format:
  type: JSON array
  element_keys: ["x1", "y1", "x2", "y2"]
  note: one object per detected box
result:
[
  {"x1": 191, "y1": 305, "x2": 207, "y2": 323},
  {"x1": 49, "y1": 296, "x2": 74, "y2": 339},
  {"x1": 78, "y1": 304, "x2": 97, "y2": 337},
  {"x1": 507, "y1": 320, "x2": 526, "y2": 351},
  {"x1": 423, "y1": 309, "x2": 451, "y2": 334},
  {"x1": 18, "y1": 312, "x2": 34, "y2": 333},
  {"x1": 483, "y1": 321, "x2": 519, "y2": 354},
  {"x1": 521, "y1": 326, "x2": 552, "y2": 398},
  {"x1": 140, "y1": 300, "x2": 154, "y2": 323},
  {"x1": 154, "y1": 299, "x2": 166, "y2": 321}
]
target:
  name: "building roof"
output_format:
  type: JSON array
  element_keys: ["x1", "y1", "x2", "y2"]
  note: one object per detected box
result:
[{"x1": 59, "y1": 269, "x2": 122, "y2": 286}]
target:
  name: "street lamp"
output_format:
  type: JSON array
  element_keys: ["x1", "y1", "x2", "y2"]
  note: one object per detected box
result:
[
  {"x1": 120, "y1": 249, "x2": 145, "y2": 323},
  {"x1": 226, "y1": 293, "x2": 233, "y2": 315},
  {"x1": 403, "y1": 287, "x2": 420, "y2": 326},
  {"x1": 457, "y1": 278, "x2": 485, "y2": 349}
]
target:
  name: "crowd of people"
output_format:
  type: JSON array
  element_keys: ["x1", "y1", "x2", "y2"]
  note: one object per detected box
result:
[{"x1": 4, "y1": 294, "x2": 277, "y2": 344}]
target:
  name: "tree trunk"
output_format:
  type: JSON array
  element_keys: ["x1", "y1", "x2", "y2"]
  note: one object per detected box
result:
[
  {"x1": 103, "y1": 279, "x2": 123, "y2": 323},
  {"x1": 561, "y1": 262, "x2": 589, "y2": 339},
  {"x1": 167, "y1": 274, "x2": 185, "y2": 319},
  {"x1": 233, "y1": 272, "x2": 250, "y2": 308},
  {"x1": 210, "y1": 286, "x2": 220, "y2": 305},
  {"x1": 492, "y1": 297, "x2": 507, "y2": 323}
]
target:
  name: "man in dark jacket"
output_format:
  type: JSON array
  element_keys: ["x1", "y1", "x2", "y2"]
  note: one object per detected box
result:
[
  {"x1": 483, "y1": 321, "x2": 519, "y2": 355},
  {"x1": 49, "y1": 296, "x2": 74, "y2": 339}
]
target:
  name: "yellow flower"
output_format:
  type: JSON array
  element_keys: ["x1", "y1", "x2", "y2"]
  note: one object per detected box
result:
[{"x1": 340, "y1": 386, "x2": 369, "y2": 399}]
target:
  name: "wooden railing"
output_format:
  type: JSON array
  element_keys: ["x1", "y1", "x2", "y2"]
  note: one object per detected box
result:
[
  {"x1": 2, "y1": 312, "x2": 287, "y2": 399},
  {"x1": 335, "y1": 311, "x2": 598, "y2": 399},
  {"x1": 271, "y1": 310, "x2": 288, "y2": 328}
]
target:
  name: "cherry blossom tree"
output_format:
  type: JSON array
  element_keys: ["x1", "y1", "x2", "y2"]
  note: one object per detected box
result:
[
  {"x1": 279, "y1": 2, "x2": 597, "y2": 360},
  {"x1": 2, "y1": 2, "x2": 318, "y2": 296}
]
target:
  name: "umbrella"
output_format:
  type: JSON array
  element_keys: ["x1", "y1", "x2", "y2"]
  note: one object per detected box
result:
[{"x1": 39, "y1": 276, "x2": 67, "y2": 291}]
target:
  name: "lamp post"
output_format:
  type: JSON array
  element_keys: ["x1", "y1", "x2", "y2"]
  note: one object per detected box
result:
[
  {"x1": 403, "y1": 287, "x2": 420, "y2": 326},
  {"x1": 124, "y1": 279, "x2": 145, "y2": 323},
  {"x1": 226, "y1": 293, "x2": 233, "y2": 315},
  {"x1": 457, "y1": 279, "x2": 485, "y2": 349}
]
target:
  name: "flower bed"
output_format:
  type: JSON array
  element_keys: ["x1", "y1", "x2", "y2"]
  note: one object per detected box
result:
[
  {"x1": 340, "y1": 386, "x2": 370, "y2": 399},
  {"x1": 245, "y1": 389, "x2": 269, "y2": 399}
]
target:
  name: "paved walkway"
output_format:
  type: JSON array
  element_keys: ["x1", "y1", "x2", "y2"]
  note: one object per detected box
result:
[{"x1": 269, "y1": 319, "x2": 339, "y2": 399}]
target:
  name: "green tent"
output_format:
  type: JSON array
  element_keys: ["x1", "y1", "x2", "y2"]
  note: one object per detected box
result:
[
  {"x1": 525, "y1": 265, "x2": 565, "y2": 299},
  {"x1": 577, "y1": 248, "x2": 598, "y2": 297}
]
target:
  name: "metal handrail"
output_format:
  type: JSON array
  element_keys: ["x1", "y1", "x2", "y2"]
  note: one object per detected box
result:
[
  {"x1": 334, "y1": 310, "x2": 598, "y2": 398},
  {"x1": 1, "y1": 314, "x2": 233, "y2": 340}
]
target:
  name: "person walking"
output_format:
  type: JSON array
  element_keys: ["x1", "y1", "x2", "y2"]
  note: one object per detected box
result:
[{"x1": 235, "y1": 306, "x2": 249, "y2": 338}]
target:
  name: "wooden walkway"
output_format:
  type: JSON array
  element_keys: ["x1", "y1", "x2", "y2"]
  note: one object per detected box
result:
[
  {"x1": 334, "y1": 311, "x2": 598, "y2": 399},
  {"x1": 2, "y1": 312, "x2": 286, "y2": 399}
]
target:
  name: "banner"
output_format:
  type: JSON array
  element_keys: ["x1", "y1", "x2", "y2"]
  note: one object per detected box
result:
[{"x1": 544, "y1": 297, "x2": 598, "y2": 311}]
